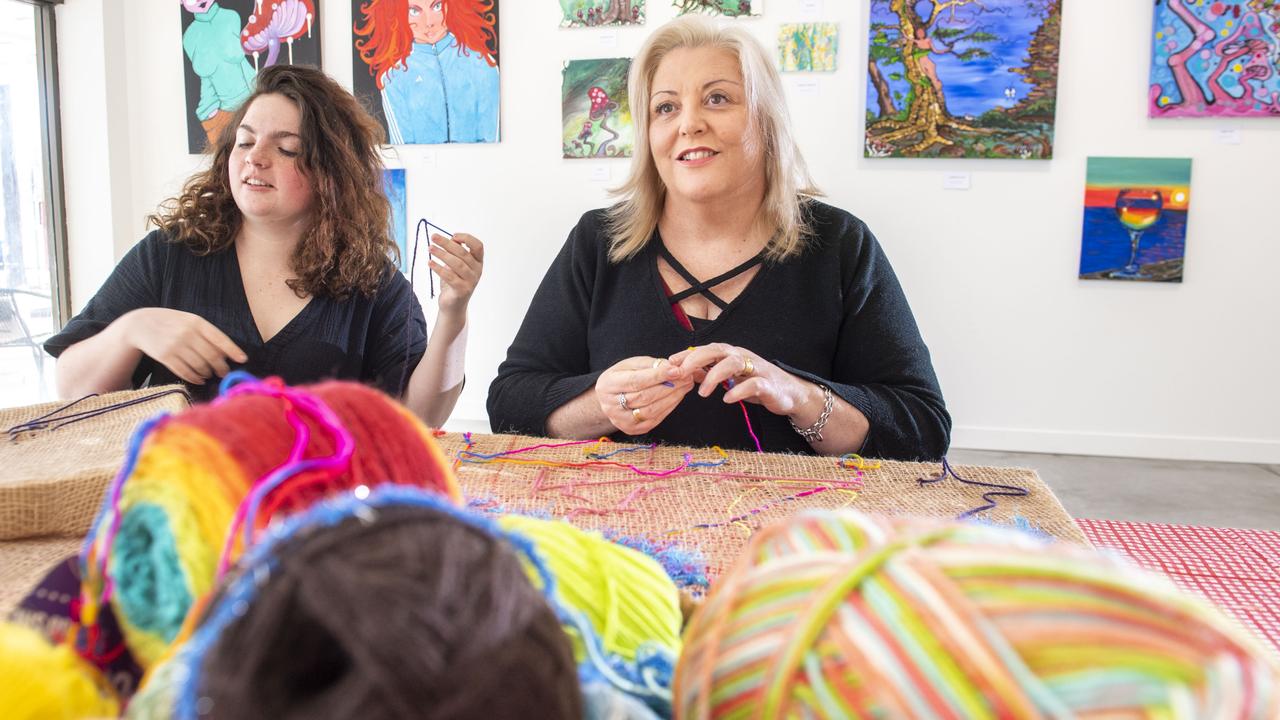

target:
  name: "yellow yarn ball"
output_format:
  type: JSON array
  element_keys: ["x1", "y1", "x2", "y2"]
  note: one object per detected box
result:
[
  {"x1": 498, "y1": 514, "x2": 683, "y2": 662},
  {"x1": 0, "y1": 622, "x2": 119, "y2": 720}
]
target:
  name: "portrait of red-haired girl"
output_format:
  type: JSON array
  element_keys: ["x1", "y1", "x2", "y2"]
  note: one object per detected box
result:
[{"x1": 352, "y1": 0, "x2": 500, "y2": 144}]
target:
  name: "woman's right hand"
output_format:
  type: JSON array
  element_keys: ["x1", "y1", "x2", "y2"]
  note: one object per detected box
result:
[
  {"x1": 594, "y1": 356, "x2": 693, "y2": 435},
  {"x1": 120, "y1": 308, "x2": 248, "y2": 385}
]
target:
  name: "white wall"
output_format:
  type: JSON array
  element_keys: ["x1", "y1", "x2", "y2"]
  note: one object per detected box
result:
[{"x1": 56, "y1": 0, "x2": 1280, "y2": 462}]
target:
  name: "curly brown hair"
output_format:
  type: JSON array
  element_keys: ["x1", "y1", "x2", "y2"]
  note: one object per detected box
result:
[{"x1": 149, "y1": 65, "x2": 395, "y2": 300}]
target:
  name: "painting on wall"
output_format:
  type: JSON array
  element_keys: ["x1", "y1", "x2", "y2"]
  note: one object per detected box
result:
[
  {"x1": 352, "y1": 0, "x2": 500, "y2": 145},
  {"x1": 383, "y1": 168, "x2": 408, "y2": 272},
  {"x1": 864, "y1": 0, "x2": 1063, "y2": 159},
  {"x1": 562, "y1": 58, "x2": 634, "y2": 159},
  {"x1": 673, "y1": 0, "x2": 760, "y2": 18},
  {"x1": 779, "y1": 22, "x2": 839, "y2": 72},
  {"x1": 1079, "y1": 157, "x2": 1192, "y2": 283},
  {"x1": 562, "y1": 0, "x2": 644, "y2": 27},
  {"x1": 1149, "y1": 0, "x2": 1280, "y2": 118},
  {"x1": 181, "y1": 0, "x2": 321, "y2": 153}
]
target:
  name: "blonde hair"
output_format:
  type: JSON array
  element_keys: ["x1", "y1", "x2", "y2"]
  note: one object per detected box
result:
[{"x1": 605, "y1": 15, "x2": 821, "y2": 264}]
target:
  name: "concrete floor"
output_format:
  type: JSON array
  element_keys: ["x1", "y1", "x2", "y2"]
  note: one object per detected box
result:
[{"x1": 948, "y1": 449, "x2": 1280, "y2": 532}]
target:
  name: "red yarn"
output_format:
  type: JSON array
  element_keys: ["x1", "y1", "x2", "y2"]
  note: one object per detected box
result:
[{"x1": 176, "y1": 381, "x2": 457, "y2": 537}]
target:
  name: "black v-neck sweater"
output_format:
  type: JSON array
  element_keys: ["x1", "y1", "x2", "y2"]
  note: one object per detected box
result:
[
  {"x1": 45, "y1": 230, "x2": 427, "y2": 402},
  {"x1": 487, "y1": 201, "x2": 950, "y2": 460}
]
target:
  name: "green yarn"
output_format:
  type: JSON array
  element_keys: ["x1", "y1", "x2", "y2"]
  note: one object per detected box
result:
[
  {"x1": 112, "y1": 503, "x2": 193, "y2": 644},
  {"x1": 497, "y1": 514, "x2": 683, "y2": 663}
]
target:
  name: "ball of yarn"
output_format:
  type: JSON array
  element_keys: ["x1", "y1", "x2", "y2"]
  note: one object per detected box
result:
[
  {"x1": 82, "y1": 379, "x2": 459, "y2": 668},
  {"x1": 0, "y1": 621, "x2": 119, "y2": 719},
  {"x1": 498, "y1": 514, "x2": 684, "y2": 664},
  {"x1": 155, "y1": 487, "x2": 582, "y2": 720},
  {"x1": 675, "y1": 511, "x2": 1280, "y2": 719}
]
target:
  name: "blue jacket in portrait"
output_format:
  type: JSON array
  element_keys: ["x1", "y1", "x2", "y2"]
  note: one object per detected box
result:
[{"x1": 381, "y1": 32, "x2": 500, "y2": 144}]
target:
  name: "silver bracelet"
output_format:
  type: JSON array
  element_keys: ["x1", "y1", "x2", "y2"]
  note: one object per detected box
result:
[{"x1": 789, "y1": 383, "x2": 834, "y2": 444}]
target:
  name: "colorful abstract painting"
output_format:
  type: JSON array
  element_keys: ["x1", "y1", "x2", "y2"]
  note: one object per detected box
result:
[
  {"x1": 563, "y1": 58, "x2": 634, "y2": 159},
  {"x1": 673, "y1": 0, "x2": 759, "y2": 18},
  {"x1": 864, "y1": 0, "x2": 1062, "y2": 159},
  {"x1": 382, "y1": 168, "x2": 408, "y2": 272},
  {"x1": 1149, "y1": 0, "x2": 1280, "y2": 118},
  {"x1": 352, "y1": 0, "x2": 500, "y2": 145},
  {"x1": 1079, "y1": 157, "x2": 1193, "y2": 283},
  {"x1": 181, "y1": 0, "x2": 321, "y2": 153},
  {"x1": 562, "y1": 0, "x2": 644, "y2": 27},
  {"x1": 779, "y1": 23, "x2": 839, "y2": 72}
]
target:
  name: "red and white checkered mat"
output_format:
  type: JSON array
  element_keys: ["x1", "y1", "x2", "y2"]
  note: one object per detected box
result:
[{"x1": 1077, "y1": 518, "x2": 1280, "y2": 657}]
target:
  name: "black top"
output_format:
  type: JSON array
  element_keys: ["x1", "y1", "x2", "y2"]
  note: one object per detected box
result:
[
  {"x1": 45, "y1": 230, "x2": 427, "y2": 402},
  {"x1": 487, "y1": 201, "x2": 950, "y2": 460}
]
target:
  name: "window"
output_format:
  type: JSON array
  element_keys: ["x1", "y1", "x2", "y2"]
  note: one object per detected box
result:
[{"x1": 1, "y1": 0, "x2": 65, "y2": 409}]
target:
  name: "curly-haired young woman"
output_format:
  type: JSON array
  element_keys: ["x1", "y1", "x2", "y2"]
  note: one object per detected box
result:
[{"x1": 46, "y1": 65, "x2": 483, "y2": 426}]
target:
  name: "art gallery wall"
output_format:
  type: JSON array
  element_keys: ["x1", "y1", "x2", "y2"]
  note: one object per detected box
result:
[{"x1": 56, "y1": 0, "x2": 1280, "y2": 462}]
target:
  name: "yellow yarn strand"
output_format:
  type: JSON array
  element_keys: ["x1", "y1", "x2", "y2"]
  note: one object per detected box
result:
[
  {"x1": 498, "y1": 514, "x2": 683, "y2": 662},
  {"x1": 0, "y1": 622, "x2": 119, "y2": 720}
]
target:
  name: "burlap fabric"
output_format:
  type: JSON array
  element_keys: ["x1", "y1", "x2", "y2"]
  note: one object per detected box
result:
[
  {"x1": 0, "y1": 535, "x2": 80, "y2": 617},
  {"x1": 0, "y1": 387, "x2": 190, "y2": 541},
  {"x1": 440, "y1": 432, "x2": 1088, "y2": 579}
]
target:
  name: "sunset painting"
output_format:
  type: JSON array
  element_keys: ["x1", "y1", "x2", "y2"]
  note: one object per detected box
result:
[{"x1": 1079, "y1": 157, "x2": 1192, "y2": 282}]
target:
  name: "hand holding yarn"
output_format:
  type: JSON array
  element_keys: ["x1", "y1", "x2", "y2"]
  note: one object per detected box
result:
[
  {"x1": 595, "y1": 356, "x2": 693, "y2": 435},
  {"x1": 119, "y1": 308, "x2": 247, "y2": 385},
  {"x1": 669, "y1": 343, "x2": 813, "y2": 418},
  {"x1": 428, "y1": 232, "x2": 485, "y2": 318}
]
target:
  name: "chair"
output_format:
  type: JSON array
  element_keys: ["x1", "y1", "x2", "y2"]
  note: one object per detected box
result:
[{"x1": 0, "y1": 288, "x2": 54, "y2": 390}]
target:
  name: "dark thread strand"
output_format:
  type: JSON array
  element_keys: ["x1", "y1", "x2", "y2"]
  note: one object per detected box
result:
[
  {"x1": 7, "y1": 388, "x2": 190, "y2": 440},
  {"x1": 918, "y1": 457, "x2": 1030, "y2": 519},
  {"x1": 397, "y1": 219, "x2": 455, "y2": 400}
]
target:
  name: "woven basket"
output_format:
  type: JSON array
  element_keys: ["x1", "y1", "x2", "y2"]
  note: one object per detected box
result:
[{"x1": 0, "y1": 387, "x2": 190, "y2": 541}]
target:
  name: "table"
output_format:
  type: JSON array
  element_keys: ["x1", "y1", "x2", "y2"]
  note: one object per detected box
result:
[{"x1": 438, "y1": 432, "x2": 1087, "y2": 580}]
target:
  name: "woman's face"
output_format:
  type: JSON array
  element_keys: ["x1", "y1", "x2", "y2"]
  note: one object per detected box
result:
[
  {"x1": 229, "y1": 93, "x2": 315, "y2": 230},
  {"x1": 181, "y1": 0, "x2": 214, "y2": 14},
  {"x1": 408, "y1": 0, "x2": 447, "y2": 44},
  {"x1": 647, "y1": 46, "x2": 764, "y2": 207}
]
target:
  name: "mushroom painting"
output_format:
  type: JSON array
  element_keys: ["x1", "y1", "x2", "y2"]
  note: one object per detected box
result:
[
  {"x1": 241, "y1": 0, "x2": 317, "y2": 70},
  {"x1": 562, "y1": 58, "x2": 634, "y2": 159},
  {"x1": 179, "y1": 0, "x2": 323, "y2": 153}
]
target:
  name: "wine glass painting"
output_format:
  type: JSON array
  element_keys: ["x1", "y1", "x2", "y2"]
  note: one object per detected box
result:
[{"x1": 1079, "y1": 157, "x2": 1192, "y2": 283}]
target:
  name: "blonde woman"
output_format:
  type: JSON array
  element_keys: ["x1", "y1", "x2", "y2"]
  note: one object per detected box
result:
[{"x1": 488, "y1": 16, "x2": 948, "y2": 459}]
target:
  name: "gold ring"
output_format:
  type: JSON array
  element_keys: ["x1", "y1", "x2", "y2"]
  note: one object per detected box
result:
[
  {"x1": 631, "y1": 408, "x2": 643, "y2": 423},
  {"x1": 740, "y1": 356, "x2": 755, "y2": 377}
]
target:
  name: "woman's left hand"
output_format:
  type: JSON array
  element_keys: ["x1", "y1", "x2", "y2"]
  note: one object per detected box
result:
[
  {"x1": 429, "y1": 232, "x2": 485, "y2": 317},
  {"x1": 668, "y1": 343, "x2": 813, "y2": 418}
]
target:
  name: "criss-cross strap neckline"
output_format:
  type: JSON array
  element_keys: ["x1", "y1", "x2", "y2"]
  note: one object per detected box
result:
[{"x1": 657, "y1": 244, "x2": 765, "y2": 311}]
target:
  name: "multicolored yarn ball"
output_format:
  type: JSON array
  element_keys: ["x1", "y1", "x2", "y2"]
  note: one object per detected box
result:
[
  {"x1": 498, "y1": 514, "x2": 684, "y2": 663},
  {"x1": 138, "y1": 486, "x2": 582, "y2": 720},
  {"x1": 79, "y1": 375, "x2": 460, "y2": 668},
  {"x1": 0, "y1": 621, "x2": 119, "y2": 719},
  {"x1": 675, "y1": 510, "x2": 1280, "y2": 719}
]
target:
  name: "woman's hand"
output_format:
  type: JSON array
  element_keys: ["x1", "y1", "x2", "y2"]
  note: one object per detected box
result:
[
  {"x1": 668, "y1": 343, "x2": 816, "y2": 418},
  {"x1": 429, "y1": 233, "x2": 484, "y2": 318},
  {"x1": 121, "y1": 308, "x2": 247, "y2": 385},
  {"x1": 594, "y1": 356, "x2": 694, "y2": 435}
]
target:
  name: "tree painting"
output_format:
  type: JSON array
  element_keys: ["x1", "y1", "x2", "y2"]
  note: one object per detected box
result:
[
  {"x1": 673, "y1": 0, "x2": 758, "y2": 18},
  {"x1": 561, "y1": 0, "x2": 644, "y2": 27},
  {"x1": 1149, "y1": 0, "x2": 1280, "y2": 118},
  {"x1": 562, "y1": 58, "x2": 634, "y2": 159},
  {"x1": 864, "y1": 0, "x2": 1062, "y2": 159}
]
